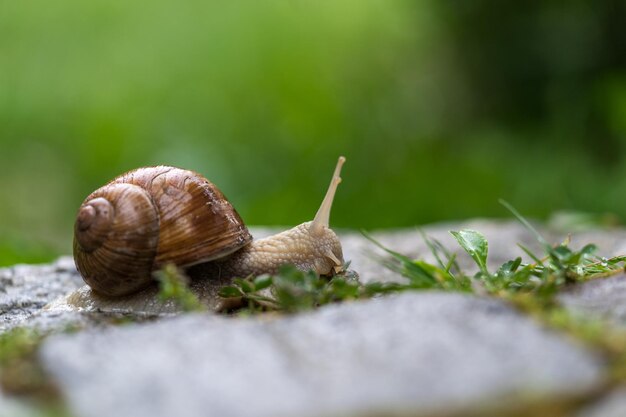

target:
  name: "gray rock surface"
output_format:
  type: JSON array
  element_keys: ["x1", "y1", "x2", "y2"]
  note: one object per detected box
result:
[
  {"x1": 577, "y1": 389, "x2": 626, "y2": 417},
  {"x1": 41, "y1": 292, "x2": 603, "y2": 417},
  {"x1": 558, "y1": 274, "x2": 626, "y2": 329},
  {"x1": 0, "y1": 257, "x2": 83, "y2": 332},
  {"x1": 0, "y1": 390, "x2": 39, "y2": 417}
]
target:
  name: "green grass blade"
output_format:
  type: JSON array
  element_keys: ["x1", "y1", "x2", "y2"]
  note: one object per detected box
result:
[
  {"x1": 419, "y1": 229, "x2": 447, "y2": 270},
  {"x1": 517, "y1": 243, "x2": 544, "y2": 265},
  {"x1": 499, "y1": 199, "x2": 550, "y2": 248}
]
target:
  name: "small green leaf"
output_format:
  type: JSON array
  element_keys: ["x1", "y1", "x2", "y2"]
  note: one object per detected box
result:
[
  {"x1": 450, "y1": 229, "x2": 489, "y2": 275},
  {"x1": 552, "y1": 245, "x2": 572, "y2": 259},
  {"x1": 580, "y1": 244, "x2": 598, "y2": 256},
  {"x1": 218, "y1": 286, "x2": 243, "y2": 298},
  {"x1": 234, "y1": 278, "x2": 254, "y2": 293},
  {"x1": 253, "y1": 275, "x2": 273, "y2": 291},
  {"x1": 497, "y1": 257, "x2": 522, "y2": 277}
]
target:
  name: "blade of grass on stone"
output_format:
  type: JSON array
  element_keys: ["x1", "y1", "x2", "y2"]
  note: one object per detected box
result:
[
  {"x1": 517, "y1": 243, "x2": 544, "y2": 265},
  {"x1": 444, "y1": 253, "x2": 458, "y2": 274},
  {"x1": 421, "y1": 230, "x2": 461, "y2": 275},
  {"x1": 376, "y1": 255, "x2": 438, "y2": 287},
  {"x1": 419, "y1": 229, "x2": 447, "y2": 271},
  {"x1": 500, "y1": 199, "x2": 551, "y2": 249},
  {"x1": 362, "y1": 231, "x2": 438, "y2": 287}
]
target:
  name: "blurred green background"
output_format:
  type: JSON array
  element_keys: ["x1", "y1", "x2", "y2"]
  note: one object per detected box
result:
[{"x1": 1, "y1": 0, "x2": 625, "y2": 265}]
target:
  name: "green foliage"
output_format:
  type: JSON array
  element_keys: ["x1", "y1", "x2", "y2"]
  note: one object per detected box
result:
[
  {"x1": 367, "y1": 203, "x2": 626, "y2": 301},
  {"x1": 155, "y1": 264, "x2": 204, "y2": 312},
  {"x1": 450, "y1": 228, "x2": 625, "y2": 298},
  {"x1": 219, "y1": 264, "x2": 407, "y2": 314},
  {"x1": 446, "y1": 203, "x2": 626, "y2": 298},
  {"x1": 219, "y1": 229, "x2": 476, "y2": 314},
  {"x1": 219, "y1": 203, "x2": 625, "y2": 314},
  {"x1": 365, "y1": 232, "x2": 472, "y2": 292}
]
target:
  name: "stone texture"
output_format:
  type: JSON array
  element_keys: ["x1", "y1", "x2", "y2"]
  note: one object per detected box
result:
[
  {"x1": 558, "y1": 274, "x2": 626, "y2": 329},
  {"x1": 577, "y1": 389, "x2": 626, "y2": 417},
  {"x1": 0, "y1": 257, "x2": 83, "y2": 332},
  {"x1": 41, "y1": 292, "x2": 603, "y2": 417},
  {"x1": 46, "y1": 271, "x2": 234, "y2": 315},
  {"x1": 0, "y1": 390, "x2": 38, "y2": 417}
]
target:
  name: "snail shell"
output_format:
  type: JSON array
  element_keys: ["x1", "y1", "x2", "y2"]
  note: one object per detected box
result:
[{"x1": 73, "y1": 166, "x2": 252, "y2": 297}]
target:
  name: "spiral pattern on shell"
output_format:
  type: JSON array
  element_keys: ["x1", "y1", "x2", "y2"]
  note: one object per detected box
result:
[{"x1": 73, "y1": 166, "x2": 252, "y2": 297}]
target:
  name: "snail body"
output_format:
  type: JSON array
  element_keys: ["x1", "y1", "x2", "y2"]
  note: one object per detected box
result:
[{"x1": 73, "y1": 158, "x2": 346, "y2": 297}]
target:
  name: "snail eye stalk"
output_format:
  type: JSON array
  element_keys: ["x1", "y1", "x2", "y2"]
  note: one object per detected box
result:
[{"x1": 309, "y1": 156, "x2": 345, "y2": 236}]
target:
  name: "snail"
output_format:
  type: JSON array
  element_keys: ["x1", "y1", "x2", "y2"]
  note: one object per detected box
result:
[{"x1": 73, "y1": 157, "x2": 346, "y2": 297}]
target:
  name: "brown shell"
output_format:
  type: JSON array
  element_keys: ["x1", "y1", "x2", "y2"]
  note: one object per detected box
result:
[{"x1": 73, "y1": 166, "x2": 252, "y2": 297}]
